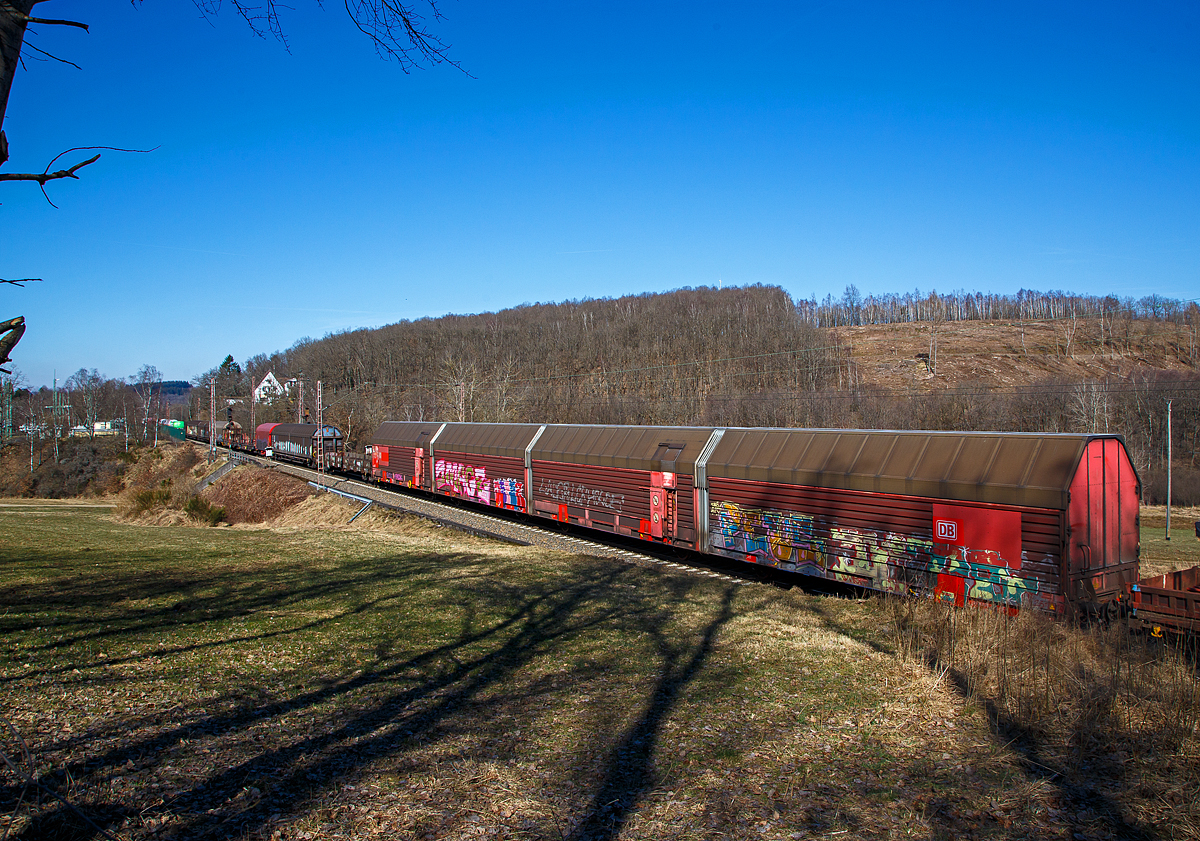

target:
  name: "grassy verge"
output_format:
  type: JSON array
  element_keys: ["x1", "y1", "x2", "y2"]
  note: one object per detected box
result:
[
  {"x1": 1140, "y1": 505, "x2": 1200, "y2": 578},
  {"x1": 0, "y1": 504, "x2": 1195, "y2": 840}
]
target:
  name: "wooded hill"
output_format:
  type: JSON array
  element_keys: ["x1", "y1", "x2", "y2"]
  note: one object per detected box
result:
[{"x1": 211, "y1": 284, "x2": 1199, "y2": 504}]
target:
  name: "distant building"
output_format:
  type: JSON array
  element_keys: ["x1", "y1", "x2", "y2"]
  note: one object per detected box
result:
[{"x1": 253, "y1": 372, "x2": 292, "y2": 403}]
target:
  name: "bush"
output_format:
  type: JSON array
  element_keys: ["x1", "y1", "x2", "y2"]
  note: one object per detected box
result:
[
  {"x1": 0, "y1": 438, "x2": 131, "y2": 498},
  {"x1": 183, "y1": 495, "x2": 226, "y2": 526},
  {"x1": 130, "y1": 484, "x2": 173, "y2": 514}
]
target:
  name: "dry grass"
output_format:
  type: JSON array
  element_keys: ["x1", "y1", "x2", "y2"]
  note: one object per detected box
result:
[
  {"x1": 1, "y1": 503, "x2": 1139, "y2": 841},
  {"x1": 4, "y1": 495, "x2": 1200, "y2": 840},
  {"x1": 199, "y1": 465, "x2": 314, "y2": 524},
  {"x1": 835, "y1": 318, "x2": 1198, "y2": 393},
  {"x1": 1139, "y1": 505, "x2": 1200, "y2": 578},
  {"x1": 113, "y1": 444, "x2": 209, "y2": 520},
  {"x1": 887, "y1": 597, "x2": 1200, "y2": 839}
]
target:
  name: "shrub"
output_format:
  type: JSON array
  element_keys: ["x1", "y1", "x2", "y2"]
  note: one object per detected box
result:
[
  {"x1": 183, "y1": 495, "x2": 226, "y2": 526},
  {"x1": 1143, "y1": 465, "x2": 1200, "y2": 507},
  {"x1": 131, "y1": 486, "x2": 172, "y2": 514},
  {"x1": 0, "y1": 438, "x2": 133, "y2": 498}
]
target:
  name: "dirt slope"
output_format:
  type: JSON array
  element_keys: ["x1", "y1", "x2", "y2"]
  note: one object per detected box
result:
[{"x1": 835, "y1": 317, "x2": 1198, "y2": 391}]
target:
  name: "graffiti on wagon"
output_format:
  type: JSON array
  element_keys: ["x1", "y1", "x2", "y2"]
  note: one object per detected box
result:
[
  {"x1": 710, "y1": 500, "x2": 1038, "y2": 607},
  {"x1": 538, "y1": 478, "x2": 625, "y2": 512},
  {"x1": 434, "y1": 459, "x2": 525, "y2": 509}
]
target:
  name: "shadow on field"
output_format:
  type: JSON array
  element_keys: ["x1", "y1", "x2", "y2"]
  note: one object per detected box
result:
[
  {"x1": 2, "y1": 546, "x2": 737, "y2": 841},
  {"x1": 565, "y1": 583, "x2": 736, "y2": 841}
]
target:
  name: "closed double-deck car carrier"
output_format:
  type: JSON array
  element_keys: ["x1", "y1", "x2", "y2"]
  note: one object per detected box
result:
[
  {"x1": 258, "y1": 422, "x2": 344, "y2": 467},
  {"x1": 700, "y1": 429, "x2": 1139, "y2": 615},
  {"x1": 367, "y1": 423, "x2": 1141, "y2": 617}
]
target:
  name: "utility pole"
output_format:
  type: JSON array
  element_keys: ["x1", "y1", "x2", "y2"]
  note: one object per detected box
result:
[
  {"x1": 1166, "y1": 400, "x2": 1172, "y2": 541},
  {"x1": 45, "y1": 373, "x2": 70, "y2": 463},
  {"x1": 297, "y1": 379, "x2": 304, "y2": 424},
  {"x1": 0, "y1": 376, "x2": 11, "y2": 446},
  {"x1": 317, "y1": 380, "x2": 324, "y2": 480},
  {"x1": 209, "y1": 378, "x2": 217, "y2": 461}
]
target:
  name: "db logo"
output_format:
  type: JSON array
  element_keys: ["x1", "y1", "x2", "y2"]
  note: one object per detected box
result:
[{"x1": 935, "y1": 519, "x2": 958, "y2": 541}]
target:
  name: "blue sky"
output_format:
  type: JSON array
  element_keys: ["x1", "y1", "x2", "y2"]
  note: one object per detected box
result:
[{"x1": 3, "y1": 1, "x2": 1198, "y2": 388}]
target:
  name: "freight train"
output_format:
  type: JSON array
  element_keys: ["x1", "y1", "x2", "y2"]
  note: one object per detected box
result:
[{"x1": 185, "y1": 419, "x2": 1198, "y2": 634}]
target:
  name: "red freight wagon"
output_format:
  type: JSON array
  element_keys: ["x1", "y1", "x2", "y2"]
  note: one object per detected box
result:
[
  {"x1": 255, "y1": 423, "x2": 279, "y2": 453},
  {"x1": 1128, "y1": 567, "x2": 1200, "y2": 634},
  {"x1": 528, "y1": 425, "x2": 719, "y2": 544},
  {"x1": 370, "y1": 422, "x2": 448, "y2": 489},
  {"x1": 700, "y1": 429, "x2": 1140, "y2": 616},
  {"x1": 362, "y1": 422, "x2": 1143, "y2": 620},
  {"x1": 425, "y1": 423, "x2": 544, "y2": 512}
]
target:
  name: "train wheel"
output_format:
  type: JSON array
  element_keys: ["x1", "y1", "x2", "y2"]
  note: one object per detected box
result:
[{"x1": 1104, "y1": 600, "x2": 1119, "y2": 627}]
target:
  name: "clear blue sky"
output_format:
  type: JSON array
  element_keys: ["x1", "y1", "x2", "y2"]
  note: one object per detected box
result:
[{"x1": 3, "y1": 1, "x2": 1198, "y2": 388}]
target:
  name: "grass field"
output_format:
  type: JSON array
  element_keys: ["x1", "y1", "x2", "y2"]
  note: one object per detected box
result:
[
  {"x1": 1, "y1": 502, "x2": 1198, "y2": 841},
  {"x1": 1138, "y1": 505, "x2": 1200, "y2": 578}
]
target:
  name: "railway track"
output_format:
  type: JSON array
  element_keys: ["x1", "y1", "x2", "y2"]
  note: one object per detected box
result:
[{"x1": 214, "y1": 449, "x2": 759, "y2": 588}]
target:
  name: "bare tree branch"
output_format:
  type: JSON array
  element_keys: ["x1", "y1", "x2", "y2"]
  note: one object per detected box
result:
[
  {"x1": 180, "y1": 0, "x2": 467, "y2": 73},
  {"x1": 24, "y1": 16, "x2": 89, "y2": 30},
  {"x1": 0, "y1": 145, "x2": 155, "y2": 206},
  {"x1": 18, "y1": 40, "x2": 81, "y2": 69},
  {"x1": 0, "y1": 278, "x2": 42, "y2": 285},
  {"x1": 0, "y1": 152, "x2": 98, "y2": 184},
  {"x1": 344, "y1": 0, "x2": 468, "y2": 74}
]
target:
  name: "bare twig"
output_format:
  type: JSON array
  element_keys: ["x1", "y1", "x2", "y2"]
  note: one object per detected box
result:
[
  {"x1": 0, "y1": 145, "x2": 156, "y2": 207},
  {"x1": 18, "y1": 41, "x2": 83, "y2": 70},
  {"x1": 0, "y1": 278, "x2": 42, "y2": 286},
  {"x1": 0, "y1": 715, "x2": 32, "y2": 841}
]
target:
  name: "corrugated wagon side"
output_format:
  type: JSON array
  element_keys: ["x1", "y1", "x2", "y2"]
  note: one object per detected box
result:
[
  {"x1": 269, "y1": 423, "x2": 344, "y2": 467},
  {"x1": 698, "y1": 429, "x2": 1140, "y2": 618},
  {"x1": 528, "y1": 425, "x2": 720, "y2": 547},
  {"x1": 426, "y1": 423, "x2": 545, "y2": 512},
  {"x1": 369, "y1": 422, "x2": 447, "y2": 490}
]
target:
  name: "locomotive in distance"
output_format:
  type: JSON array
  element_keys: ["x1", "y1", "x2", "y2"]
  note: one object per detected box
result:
[{"x1": 184, "y1": 418, "x2": 1198, "y2": 635}]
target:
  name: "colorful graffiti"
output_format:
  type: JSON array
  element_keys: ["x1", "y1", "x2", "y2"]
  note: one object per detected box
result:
[
  {"x1": 537, "y1": 478, "x2": 625, "y2": 512},
  {"x1": 710, "y1": 500, "x2": 1039, "y2": 607},
  {"x1": 434, "y1": 459, "x2": 525, "y2": 510}
]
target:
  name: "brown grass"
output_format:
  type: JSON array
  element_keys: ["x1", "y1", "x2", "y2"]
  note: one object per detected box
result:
[
  {"x1": 5, "y1": 501, "x2": 1200, "y2": 839},
  {"x1": 836, "y1": 318, "x2": 1199, "y2": 392},
  {"x1": 888, "y1": 596, "x2": 1200, "y2": 838},
  {"x1": 113, "y1": 444, "x2": 205, "y2": 519},
  {"x1": 200, "y1": 465, "x2": 314, "y2": 524}
]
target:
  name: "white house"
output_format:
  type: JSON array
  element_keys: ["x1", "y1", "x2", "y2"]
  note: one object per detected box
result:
[{"x1": 253, "y1": 372, "x2": 289, "y2": 403}]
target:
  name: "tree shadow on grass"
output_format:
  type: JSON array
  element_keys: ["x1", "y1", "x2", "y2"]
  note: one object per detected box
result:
[
  {"x1": 4, "y1": 547, "x2": 740, "y2": 841},
  {"x1": 564, "y1": 582, "x2": 737, "y2": 841}
]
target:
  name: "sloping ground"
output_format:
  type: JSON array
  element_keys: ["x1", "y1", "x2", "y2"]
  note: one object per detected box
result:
[
  {"x1": 835, "y1": 318, "x2": 1198, "y2": 392},
  {"x1": 4, "y1": 504, "x2": 1198, "y2": 841},
  {"x1": 199, "y1": 465, "x2": 315, "y2": 524}
]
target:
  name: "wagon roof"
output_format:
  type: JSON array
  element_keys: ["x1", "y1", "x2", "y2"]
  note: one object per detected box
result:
[
  {"x1": 432, "y1": 423, "x2": 546, "y2": 459},
  {"x1": 707, "y1": 428, "x2": 1123, "y2": 510},
  {"x1": 532, "y1": 425, "x2": 721, "y2": 473},
  {"x1": 370, "y1": 421, "x2": 449, "y2": 449},
  {"x1": 270, "y1": 423, "x2": 342, "y2": 439}
]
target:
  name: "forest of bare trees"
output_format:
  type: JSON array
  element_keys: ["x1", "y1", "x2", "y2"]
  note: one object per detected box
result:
[
  {"x1": 3, "y1": 284, "x2": 1198, "y2": 503},
  {"x1": 804, "y1": 285, "x2": 1200, "y2": 333},
  {"x1": 183, "y1": 284, "x2": 1199, "y2": 504}
]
